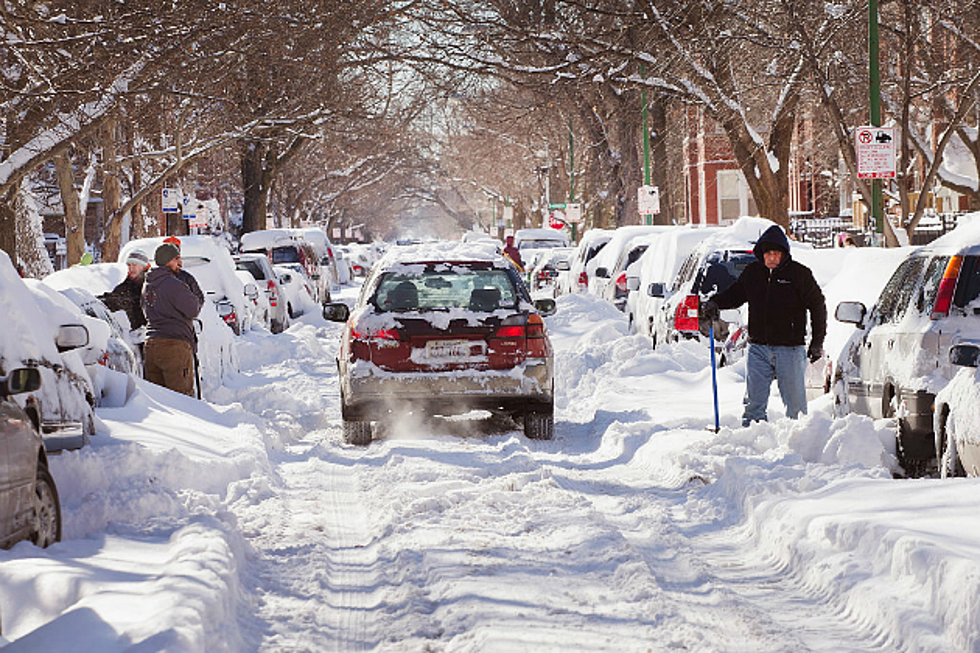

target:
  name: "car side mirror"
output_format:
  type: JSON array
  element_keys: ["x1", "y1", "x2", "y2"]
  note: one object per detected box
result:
[
  {"x1": 556, "y1": 260, "x2": 570, "y2": 271},
  {"x1": 533, "y1": 298, "x2": 557, "y2": 316},
  {"x1": 279, "y1": 273, "x2": 292, "y2": 284},
  {"x1": 647, "y1": 282, "x2": 666, "y2": 298},
  {"x1": 948, "y1": 343, "x2": 980, "y2": 368},
  {"x1": 55, "y1": 324, "x2": 90, "y2": 352},
  {"x1": 244, "y1": 284, "x2": 259, "y2": 301},
  {"x1": 595, "y1": 267, "x2": 609, "y2": 279},
  {"x1": 2, "y1": 367, "x2": 42, "y2": 395},
  {"x1": 321, "y1": 256, "x2": 331, "y2": 265},
  {"x1": 323, "y1": 302, "x2": 350, "y2": 322},
  {"x1": 835, "y1": 301, "x2": 867, "y2": 327},
  {"x1": 626, "y1": 276, "x2": 640, "y2": 292}
]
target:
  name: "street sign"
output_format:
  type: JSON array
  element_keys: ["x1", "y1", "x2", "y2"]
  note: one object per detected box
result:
[
  {"x1": 162, "y1": 188, "x2": 180, "y2": 213},
  {"x1": 638, "y1": 185, "x2": 660, "y2": 215},
  {"x1": 565, "y1": 203, "x2": 582, "y2": 222},
  {"x1": 855, "y1": 126, "x2": 896, "y2": 179},
  {"x1": 548, "y1": 214, "x2": 565, "y2": 230},
  {"x1": 182, "y1": 196, "x2": 195, "y2": 221}
]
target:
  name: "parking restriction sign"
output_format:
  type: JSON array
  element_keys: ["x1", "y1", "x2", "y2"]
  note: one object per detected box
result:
[{"x1": 855, "y1": 126, "x2": 896, "y2": 179}]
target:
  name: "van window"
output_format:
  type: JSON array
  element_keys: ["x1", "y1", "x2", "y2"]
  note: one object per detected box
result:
[
  {"x1": 672, "y1": 251, "x2": 699, "y2": 292},
  {"x1": 891, "y1": 256, "x2": 926, "y2": 321},
  {"x1": 694, "y1": 251, "x2": 754, "y2": 296},
  {"x1": 954, "y1": 255, "x2": 980, "y2": 309},
  {"x1": 271, "y1": 246, "x2": 300, "y2": 264}
]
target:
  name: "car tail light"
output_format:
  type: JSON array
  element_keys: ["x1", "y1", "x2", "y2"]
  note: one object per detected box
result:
[
  {"x1": 327, "y1": 247, "x2": 334, "y2": 258},
  {"x1": 674, "y1": 295, "x2": 700, "y2": 332},
  {"x1": 526, "y1": 314, "x2": 549, "y2": 358},
  {"x1": 578, "y1": 271, "x2": 588, "y2": 288},
  {"x1": 348, "y1": 324, "x2": 401, "y2": 361},
  {"x1": 931, "y1": 255, "x2": 963, "y2": 320},
  {"x1": 266, "y1": 280, "x2": 278, "y2": 307},
  {"x1": 615, "y1": 272, "x2": 628, "y2": 294}
]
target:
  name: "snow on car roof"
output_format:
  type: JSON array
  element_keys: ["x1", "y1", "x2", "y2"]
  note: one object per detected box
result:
[
  {"x1": 514, "y1": 228, "x2": 569, "y2": 241},
  {"x1": 0, "y1": 251, "x2": 63, "y2": 366},
  {"x1": 377, "y1": 240, "x2": 506, "y2": 270}
]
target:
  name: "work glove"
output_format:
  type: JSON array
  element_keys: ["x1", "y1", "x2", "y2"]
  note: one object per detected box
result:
[
  {"x1": 807, "y1": 342, "x2": 824, "y2": 364},
  {"x1": 699, "y1": 299, "x2": 720, "y2": 323}
]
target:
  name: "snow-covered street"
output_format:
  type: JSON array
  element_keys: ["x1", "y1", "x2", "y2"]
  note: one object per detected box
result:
[{"x1": 2, "y1": 279, "x2": 979, "y2": 652}]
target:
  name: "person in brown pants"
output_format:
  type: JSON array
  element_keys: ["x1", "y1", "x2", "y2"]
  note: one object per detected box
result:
[{"x1": 141, "y1": 242, "x2": 204, "y2": 396}]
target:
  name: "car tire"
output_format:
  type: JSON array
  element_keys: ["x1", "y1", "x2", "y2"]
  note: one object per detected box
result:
[
  {"x1": 937, "y1": 408, "x2": 966, "y2": 479},
  {"x1": 343, "y1": 419, "x2": 372, "y2": 446},
  {"x1": 885, "y1": 389, "x2": 927, "y2": 478},
  {"x1": 31, "y1": 464, "x2": 62, "y2": 548},
  {"x1": 524, "y1": 403, "x2": 554, "y2": 440}
]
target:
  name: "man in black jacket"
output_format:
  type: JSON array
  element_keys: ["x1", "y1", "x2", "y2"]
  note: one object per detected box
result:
[
  {"x1": 701, "y1": 225, "x2": 827, "y2": 426},
  {"x1": 141, "y1": 242, "x2": 204, "y2": 396}
]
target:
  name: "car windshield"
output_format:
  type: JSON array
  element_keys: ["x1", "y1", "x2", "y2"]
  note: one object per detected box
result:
[
  {"x1": 520, "y1": 240, "x2": 565, "y2": 250},
  {"x1": 271, "y1": 246, "x2": 301, "y2": 264},
  {"x1": 372, "y1": 265, "x2": 518, "y2": 313}
]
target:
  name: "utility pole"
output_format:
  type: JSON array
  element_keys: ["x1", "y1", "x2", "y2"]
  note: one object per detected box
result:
[
  {"x1": 869, "y1": 0, "x2": 884, "y2": 238},
  {"x1": 568, "y1": 120, "x2": 577, "y2": 241}
]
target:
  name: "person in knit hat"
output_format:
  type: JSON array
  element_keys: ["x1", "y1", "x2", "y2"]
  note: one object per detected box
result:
[
  {"x1": 100, "y1": 249, "x2": 151, "y2": 331},
  {"x1": 141, "y1": 241, "x2": 204, "y2": 396}
]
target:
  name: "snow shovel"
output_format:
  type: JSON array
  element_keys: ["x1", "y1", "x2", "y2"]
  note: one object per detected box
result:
[{"x1": 708, "y1": 321, "x2": 720, "y2": 433}]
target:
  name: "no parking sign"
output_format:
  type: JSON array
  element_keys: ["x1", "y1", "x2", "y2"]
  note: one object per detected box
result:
[{"x1": 855, "y1": 126, "x2": 896, "y2": 179}]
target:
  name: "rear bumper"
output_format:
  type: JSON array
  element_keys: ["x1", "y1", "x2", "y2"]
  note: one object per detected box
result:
[{"x1": 340, "y1": 358, "x2": 553, "y2": 419}]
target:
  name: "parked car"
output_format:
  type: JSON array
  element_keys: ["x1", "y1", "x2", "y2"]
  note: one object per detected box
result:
[
  {"x1": 55, "y1": 287, "x2": 140, "y2": 377},
  {"x1": 241, "y1": 230, "x2": 329, "y2": 304},
  {"x1": 1, "y1": 367, "x2": 61, "y2": 550},
  {"x1": 527, "y1": 247, "x2": 574, "y2": 294},
  {"x1": 235, "y1": 270, "x2": 267, "y2": 331},
  {"x1": 234, "y1": 253, "x2": 289, "y2": 333},
  {"x1": 514, "y1": 227, "x2": 571, "y2": 264},
  {"x1": 292, "y1": 227, "x2": 340, "y2": 297},
  {"x1": 626, "y1": 226, "x2": 721, "y2": 339},
  {"x1": 832, "y1": 218, "x2": 980, "y2": 476},
  {"x1": 333, "y1": 246, "x2": 355, "y2": 285},
  {"x1": 558, "y1": 228, "x2": 611, "y2": 295},
  {"x1": 274, "y1": 263, "x2": 318, "y2": 318},
  {"x1": 1, "y1": 252, "x2": 96, "y2": 451},
  {"x1": 598, "y1": 233, "x2": 662, "y2": 311},
  {"x1": 934, "y1": 342, "x2": 980, "y2": 478},
  {"x1": 586, "y1": 226, "x2": 668, "y2": 300},
  {"x1": 322, "y1": 242, "x2": 557, "y2": 445}
]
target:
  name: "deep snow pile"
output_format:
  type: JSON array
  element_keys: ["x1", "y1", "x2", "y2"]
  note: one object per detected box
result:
[{"x1": 2, "y1": 247, "x2": 979, "y2": 652}]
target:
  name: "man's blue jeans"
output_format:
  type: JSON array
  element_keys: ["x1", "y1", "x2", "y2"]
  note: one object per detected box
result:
[{"x1": 742, "y1": 343, "x2": 808, "y2": 426}]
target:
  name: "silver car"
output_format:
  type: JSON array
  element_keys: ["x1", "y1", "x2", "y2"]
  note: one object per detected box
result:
[
  {"x1": 833, "y1": 226, "x2": 980, "y2": 476},
  {"x1": 1, "y1": 367, "x2": 61, "y2": 550}
]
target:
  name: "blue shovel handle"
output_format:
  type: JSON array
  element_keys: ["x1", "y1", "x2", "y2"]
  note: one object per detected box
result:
[{"x1": 709, "y1": 323, "x2": 720, "y2": 433}]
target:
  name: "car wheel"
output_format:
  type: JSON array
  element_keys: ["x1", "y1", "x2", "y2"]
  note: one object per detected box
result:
[
  {"x1": 31, "y1": 464, "x2": 62, "y2": 548},
  {"x1": 885, "y1": 389, "x2": 927, "y2": 478},
  {"x1": 524, "y1": 403, "x2": 554, "y2": 440},
  {"x1": 831, "y1": 367, "x2": 849, "y2": 419},
  {"x1": 343, "y1": 419, "x2": 372, "y2": 446},
  {"x1": 937, "y1": 408, "x2": 966, "y2": 479}
]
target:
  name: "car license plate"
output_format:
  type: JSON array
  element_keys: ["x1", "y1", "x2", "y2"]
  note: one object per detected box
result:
[{"x1": 425, "y1": 339, "x2": 484, "y2": 359}]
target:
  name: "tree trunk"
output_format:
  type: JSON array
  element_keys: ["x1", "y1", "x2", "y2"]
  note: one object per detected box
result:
[
  {"x1": 0, "y1": 192, "x2": 15, "y2": 262},
  {"x1": 53, "y1": 153, "x2": 86, "y2": 265},
  {"x1": 650, "y1": 100, "x2": 672, "y2": 226},
  {"x1": 102, "y1": 119, "x2": 123, "y2": 262},
  {"x1": 241, "y1": 139, "x2": 271, "y2": 233}
]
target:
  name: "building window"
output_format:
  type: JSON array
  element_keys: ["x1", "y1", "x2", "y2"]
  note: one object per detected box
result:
[{"x1": 717, "y1": 169, "x2": 757, "y2": 221}]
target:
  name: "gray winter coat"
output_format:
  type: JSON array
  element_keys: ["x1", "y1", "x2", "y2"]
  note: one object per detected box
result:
[{"x1": 142, "y1": 266, "x2": 204, "y2": 349}]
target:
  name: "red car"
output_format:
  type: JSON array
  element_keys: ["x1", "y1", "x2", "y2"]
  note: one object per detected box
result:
[{"x1": 324, "y1": 243, "x2": 557, "y2": 444}]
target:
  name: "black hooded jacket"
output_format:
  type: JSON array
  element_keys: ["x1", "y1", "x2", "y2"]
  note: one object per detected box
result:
[{"x1": 710, "y1": 225, "x2": 826, "y2": 349}]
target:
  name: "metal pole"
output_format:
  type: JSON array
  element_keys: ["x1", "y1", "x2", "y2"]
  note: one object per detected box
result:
[
  {"x1": 869, "y1": 0, "x2": 884, "y2": 236},
  {"x1": 642, "y1": 64, "x2": 652, "y2": 226},
  {"x1": 569, "y1": 120, "x2": 577, "y2": 241}
]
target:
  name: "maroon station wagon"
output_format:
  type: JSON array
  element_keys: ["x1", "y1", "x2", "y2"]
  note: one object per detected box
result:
[{"x1": 323, "y1": 243, "x2": 557, "y2": 445}]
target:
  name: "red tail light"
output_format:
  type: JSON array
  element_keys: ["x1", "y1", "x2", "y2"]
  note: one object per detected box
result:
[
  {"x1": 526, "y1": 314, "x2": 549, "y2": 358},
  {"x1": 615, "y1": 272, "x2": 628, "y2": 293},
  {"x1": 348, "y1": 325, "x2": 401, "y2": 362},
  {"x1": 931, "y1": 255, "x2": 963, "y2": 320},
  {"x1": 495, "y1": 325, "x2": 525, "y2": 338},
  {"x1": 222, "y1": 310, "x2": 237, "y2": 326},
  {"x1": 674, "y1": 295, "x2": 700, "y2": 332},
  {"x1": 327, "y1": 247, "x2": 334, "y2": 258},
  {"x1": 351, "y1": 327, "x2": 400, "y2": 340},
  {"x1": 266, "y1": 280, "x2": 278, "y2": 307},
  {"x1": 578, "y1": 271, "x2": 588, "y2": 287}
]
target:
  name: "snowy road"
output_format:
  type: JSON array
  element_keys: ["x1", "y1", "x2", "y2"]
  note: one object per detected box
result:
[
  {"x1": 3, "y1": 282, "x2": 978, "y2": 652},
  {"x1": 218, "y1": 287, "x2": 957, "y2": 652}
]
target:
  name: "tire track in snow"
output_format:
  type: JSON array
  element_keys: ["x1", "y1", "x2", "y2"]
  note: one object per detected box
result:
[{"x1": 237, "y1": 432, "x2": 380, "y2": 652}]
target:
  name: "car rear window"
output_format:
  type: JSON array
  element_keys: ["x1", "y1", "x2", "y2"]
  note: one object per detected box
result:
[
  {"x1": 271, "y1": 246, "x2": 301, "y2": 264},
  {"x1": 372, "y1": 266, "x2": 518, "y2": 312},
  {"x1": 236, "y1": 260, "x2": 265, "y2": 280},
  {"x1": 694, "y1": 251, "x2": 754, "y2": 295}
]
